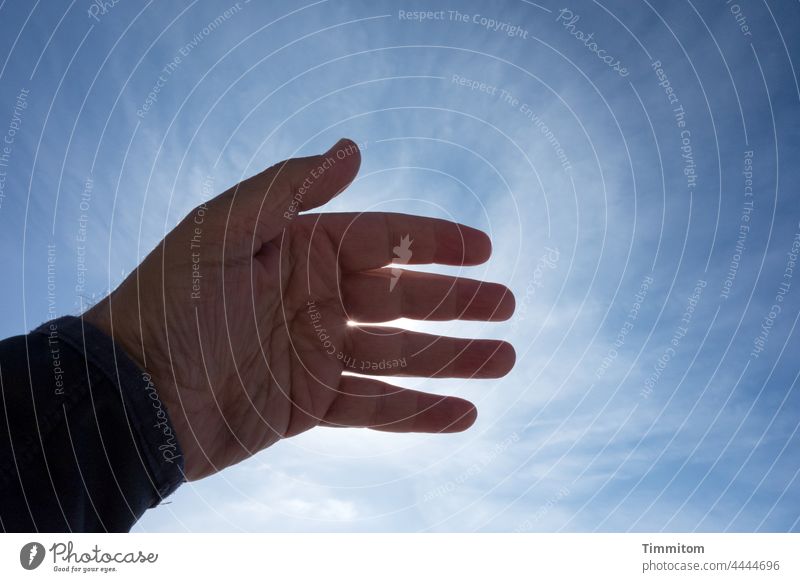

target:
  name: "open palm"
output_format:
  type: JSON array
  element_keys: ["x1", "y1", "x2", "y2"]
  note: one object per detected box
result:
[{"x1": 85, "y1": 139, "x2": 515, "y2": 481}]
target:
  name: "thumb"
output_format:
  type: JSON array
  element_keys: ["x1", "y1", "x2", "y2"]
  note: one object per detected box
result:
[
  {"x1": 202, "y1": 138, "x2": 361, "y2": 250},
  {"x1": 266, "y1": 137, "x2": 362, "y2": 217}
]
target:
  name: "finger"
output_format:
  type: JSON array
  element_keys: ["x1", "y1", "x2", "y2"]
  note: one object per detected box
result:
[
  {"x1": 300, "y1": 212, "x2": 492, "y2": 272},
  {"x1": 341, "y1": 269, "x2": 515, "y2": 323},
  {"x1": 344, "y1": 326, "x2": 515, "y2": 378},
  {"x1": 320, "y1": 376, "x2": 477, "y2": 432},
  {"x1": 258, "y1": 138, "x2": 361, "y2": 217},
  {"x1": 203, "y1": 138, "x2": 361, "y2": 247}
]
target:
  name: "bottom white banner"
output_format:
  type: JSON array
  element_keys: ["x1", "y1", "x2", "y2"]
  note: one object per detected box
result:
[{"x1": 1, "y1": 533, "x2": 797, "y2": 581}]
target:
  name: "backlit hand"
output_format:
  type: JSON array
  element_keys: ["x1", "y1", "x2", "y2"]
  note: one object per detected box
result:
[{"x1": 85, "y1": 139, "x2": 515, "y2": 481}]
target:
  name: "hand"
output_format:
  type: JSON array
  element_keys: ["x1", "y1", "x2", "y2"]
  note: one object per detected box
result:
[{"x1": 84, "y1": 139, "x2": 516, "y2": 481}]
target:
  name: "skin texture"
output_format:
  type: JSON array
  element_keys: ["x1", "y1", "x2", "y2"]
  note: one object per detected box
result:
[{"x1": 84, "y1": 139, "x2": 516, "y2": 481}]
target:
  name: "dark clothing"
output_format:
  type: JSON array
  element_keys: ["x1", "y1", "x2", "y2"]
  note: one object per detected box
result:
[{"x1": 0, "y1": 316, "x2": 184, "y2": 532}]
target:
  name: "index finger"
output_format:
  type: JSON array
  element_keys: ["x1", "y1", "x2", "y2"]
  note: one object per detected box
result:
[{"x1": 300, "y1": 212, "x2": 492, "y2": 272}]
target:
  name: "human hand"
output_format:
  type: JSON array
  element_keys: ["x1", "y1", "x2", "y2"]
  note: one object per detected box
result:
[{"x1": 84, "y1": 139, "x2": 516, "y2": 481}]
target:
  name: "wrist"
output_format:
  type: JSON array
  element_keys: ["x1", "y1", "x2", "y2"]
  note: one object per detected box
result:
[{"x1": 82, "y1": 298, "x2": 193, "y2": 474}]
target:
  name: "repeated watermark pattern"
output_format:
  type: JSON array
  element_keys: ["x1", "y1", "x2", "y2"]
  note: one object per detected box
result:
[
  {"x1": 720, "y1": 151, "x2": 754, "y2": 300},
  {"x1": 511, "y1": 247, "x2": 560, "y2": 332},
  {"x1": 398, "y1": 10, "x2": 529, "y2": 38},
  {"x1": 595, "y1": 274, "x2": 654, "y2": 379},
  {"x1": 556, "y1": 8, "x2": 628, "y2": 77},
  {"x1": 451, "y1": 74, "x2": 572, "y2": 173},
  {"x1": 87, "y1": 0, "x2": 123, "y2": 22},
  {"x1": 651, "y1": 60, "x2": 697, "y2": 192},
  {"x1": 0, "y1": 0, "x2": 798, "y2": 536},
  {"x1": 137, "y1": 2, "x2": 250, "y2": 118},
  {"x1": 641, "y1": 280, "x2": 706, "y2": 399},
  {"x1": 422, "y1": 432, "x2": 519, "y2": 502},
  {"x1": 750, "y1": 223, "x2": 800, "y2": 359},
  {"x1": 141, "y1": 372, "x2": 181, "y2": 464},
  {"x1": 0, "y1": 88, "x2": 28, "y2": 211},
  {"x1": 514, "y1": 487, "x2": 571, "y2": 532}
]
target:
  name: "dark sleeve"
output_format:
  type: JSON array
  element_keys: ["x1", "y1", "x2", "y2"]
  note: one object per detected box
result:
[{"x1": 0, "y1": 316, "x2": 184, "y2": 532}]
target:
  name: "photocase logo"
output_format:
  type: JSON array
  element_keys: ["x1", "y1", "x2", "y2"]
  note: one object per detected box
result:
[
  {"x1": 19, "y1": 542, "x2": 45, "y2": 570},
  {"x1": 390, "y1": 234, "x2": 413, "y2": 292}
]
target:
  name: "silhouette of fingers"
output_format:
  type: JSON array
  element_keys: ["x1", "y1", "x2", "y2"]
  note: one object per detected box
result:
[
  {"x1": 301, "y1": 212, "x2": 492, "y2": 272},
  {"x1": 341, "y1": 269, "x2": 515, "y2": 323},
  {"x1": 320, "y1": 375, "x2": 477, "y2": 432},
  {"x1": 343, "y1": 326, "x2": 515, "y2": 378}
]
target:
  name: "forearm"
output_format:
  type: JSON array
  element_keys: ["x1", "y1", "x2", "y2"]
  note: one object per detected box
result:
[{"x1": 0, "y1": 316, "x2": 184, "y2": 532}]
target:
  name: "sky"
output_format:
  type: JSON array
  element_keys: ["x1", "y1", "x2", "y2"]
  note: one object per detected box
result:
[{"x1": 0, "y1": 0, "x2": 798, "y2": 532}]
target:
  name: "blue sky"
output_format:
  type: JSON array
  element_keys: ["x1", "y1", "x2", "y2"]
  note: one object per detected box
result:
[{"x1": 1, "y1": 0, "x2": 798, "y2": 531}]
